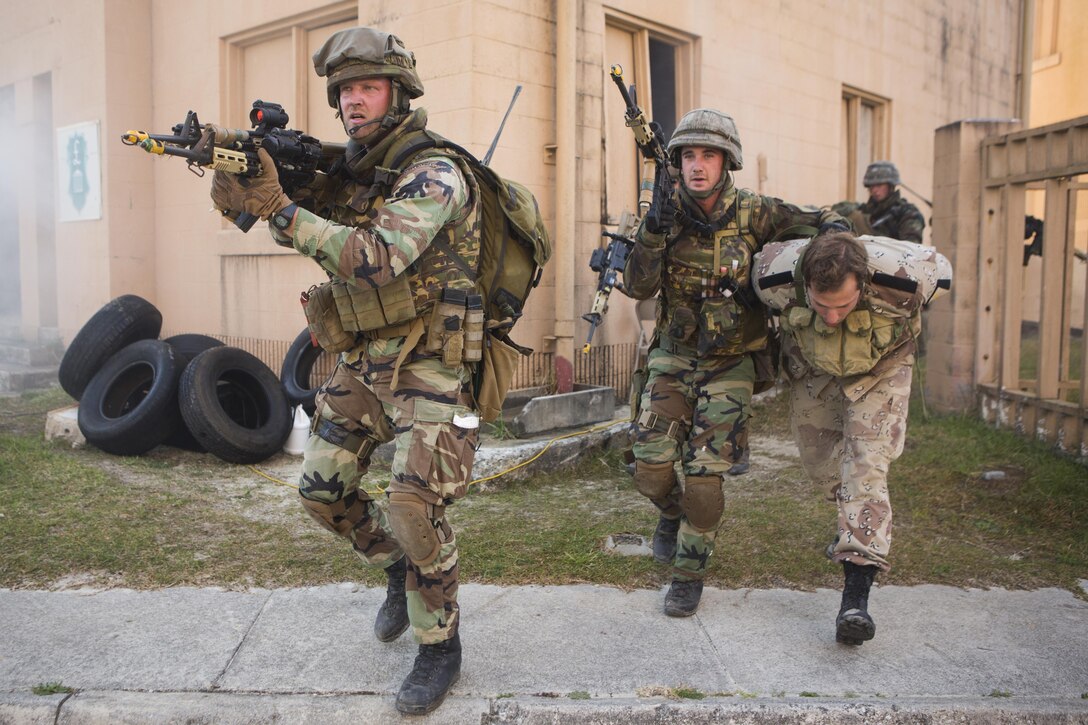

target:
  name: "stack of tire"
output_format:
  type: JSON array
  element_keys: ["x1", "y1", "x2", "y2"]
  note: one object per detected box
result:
[{"x1": 60, "y1": 295, "x2": 321, "y2": 464}]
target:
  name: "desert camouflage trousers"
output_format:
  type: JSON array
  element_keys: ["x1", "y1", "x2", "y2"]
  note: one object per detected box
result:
[
  {"x1": 631, "y1": 342, "x2": 755, "y2": 581},
  {"x1": 298, "y1": 335, "x2": 478, "y2": 644},
  {"x1": 786, "y1": 358, "x2": 912, "y2": 572}
]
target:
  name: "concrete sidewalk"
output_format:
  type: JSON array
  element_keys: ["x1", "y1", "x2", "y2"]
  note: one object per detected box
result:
[{"x1": 2, "y1": 581, "x2": 1087, "y2": 723}]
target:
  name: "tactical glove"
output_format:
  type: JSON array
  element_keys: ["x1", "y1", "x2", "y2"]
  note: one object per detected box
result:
[
  {"x1": 643, "y1": 166, "x2": 678, "y2": 235},
  {"x1": 210, "y1": 147, "x2": 292, "y2": 221}
]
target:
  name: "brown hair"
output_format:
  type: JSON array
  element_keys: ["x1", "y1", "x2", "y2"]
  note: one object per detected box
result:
[{"x1": 800, "y1": 231, "x2": 868, "y2": 294}]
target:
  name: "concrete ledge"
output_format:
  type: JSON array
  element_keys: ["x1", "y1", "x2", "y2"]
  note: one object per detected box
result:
[
  {"x1": 504, "y1": 384, "x2": 617, "y2": 438},
  {"x1": 4, "y1": 690, "x2": 1085, "y2": 724}
]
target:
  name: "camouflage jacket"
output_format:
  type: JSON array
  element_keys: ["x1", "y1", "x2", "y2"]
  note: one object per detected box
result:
[
  {"x1": 858, "y1": 189, "x2": 924, "y2": 243},
  {"x1": 272, "y1": 109, "x2": 480, "y2": 323},
  {"x1": 624, "y1": 183, "x2": 842, "y2": 357}
]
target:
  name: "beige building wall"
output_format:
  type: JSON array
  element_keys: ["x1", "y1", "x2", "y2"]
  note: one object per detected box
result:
[{"x1": 3, "y1": 0, "x2": 1023, "y2": 365}]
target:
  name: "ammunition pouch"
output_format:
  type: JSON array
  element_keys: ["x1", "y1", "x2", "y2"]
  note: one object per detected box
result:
[
  {"x1": 424, "y1": 288, "x2": 484, "y2": 367},
  {"x1": 301, "y1": 282, "x2": 356, "y2": 354},
  {"x1": 332, "y1": 274, "x2": 417, "y2": 332}
]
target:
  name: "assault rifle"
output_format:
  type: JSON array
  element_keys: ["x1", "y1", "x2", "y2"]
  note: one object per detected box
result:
[
  {"x1": 608, "y1": 64, "x2": 671, "y2": 217},
  {"x1": 582, "y1": 229, "x2": 635, "y2": 353},
  {"x1": 579, "y1": 66, "x2": 673, "y2": 353},
  {"x1": 121, "y1": 100, "x2": 344, "y2": 232}
]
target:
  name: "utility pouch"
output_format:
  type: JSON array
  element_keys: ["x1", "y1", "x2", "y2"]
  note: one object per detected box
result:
[
  {"x1": 426, "y1": 288, "x2": 468, "y2": 367},
  {"x1": 475, "y1": 326, "x2": 520, "y2": 423},
  {"x1": 666, "y1": 305, "x2": 697, "y2": 343},
  {"x1": 697, "y1": 297, "x2": 742, "y2": 356},
  {"x1": 302, "y1": 283, "x2": 356, "y2": 354}
]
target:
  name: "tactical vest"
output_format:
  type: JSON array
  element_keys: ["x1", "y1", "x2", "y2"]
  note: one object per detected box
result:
[
  {"x1": 779, "y1": 303, "x2": 918, "y2": 377},
  {"x1": 316, "y1": 110, "x2": 480, "y2": 338},
  {"x1": 659, "y1": 190, "x2": 769, "y2": 356}
]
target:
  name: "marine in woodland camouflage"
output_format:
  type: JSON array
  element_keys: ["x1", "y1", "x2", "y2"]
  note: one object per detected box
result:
[
  {"x1": 280, "y1": 108, "x2": 481, "y2": 645},
  {"x1": 856, "y1": 188, "x2": 925, "y2": 243},
  {"x1": 625, "y1": 182, "x2": 844, "y2": 581}
]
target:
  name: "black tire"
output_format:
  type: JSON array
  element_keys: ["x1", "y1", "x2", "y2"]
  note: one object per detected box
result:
[
  {"x1": 77, "y1": 339, "x2": 183, "y2": 456},
  {"x1": 163, "y1": 334, "x2": 224, "y2": 363},
  {"x1": 179, "y1": 346, "x2": 292, "y2": 464},
  {"x1": 162, "y1": 335, "x2": 225, "y2": 453},
  {"x1": 59, "y1": 295, "x2": 163, "y2": 400},
  {"x1": 280, "y1": 328, "x2": 328, "y2": 415}
]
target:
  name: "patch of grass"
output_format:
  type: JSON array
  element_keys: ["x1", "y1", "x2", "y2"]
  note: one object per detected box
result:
[
  {"x1": 988, "y1": 689, "x2": 1012, "y2": 698},
  {"x1": 799, "y1": 691, "x2": 821, "y2": 697},
  {"x1": 485, "y1": 415, "x2": 517, "y2": 440},
  {"x1": 673, "y1": 687, "x2": 705, "y2": 700},
  {"x1": 32, "y1": 682, "x2": 72, "y2": 695},
  {"x1": 568, "y1": 690, "x2": 590, "y2": 700},
  {"x1": 0, "y1": 387, "x2": 1085, "y2": 594}
]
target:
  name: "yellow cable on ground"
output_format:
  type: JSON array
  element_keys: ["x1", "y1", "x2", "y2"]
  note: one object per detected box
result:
[{"x1": 248, "y1": 417, "x2": 627, "y2": 494}]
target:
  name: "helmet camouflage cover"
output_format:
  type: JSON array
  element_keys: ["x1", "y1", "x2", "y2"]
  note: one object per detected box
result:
[
  {"x1": 666, "y1": 108, "x2": 743, "y2": 171},
  {"x1": 313, "y1": 27, "x2": 424, "y2": 109},
  {"x1": 863, "y1": 161, "x2": 900, "y2": 186}
]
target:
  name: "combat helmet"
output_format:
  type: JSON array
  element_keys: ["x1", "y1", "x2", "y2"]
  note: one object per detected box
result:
[
  {"x1": 667, "y1": 108, "x2": 743, "y2": 171},
  {"x1": 863, "y1": 161, "x2": 900, "y2": 187},
  {"x1": 312, "y1": 28, "x2": 424, "y2": 121}
]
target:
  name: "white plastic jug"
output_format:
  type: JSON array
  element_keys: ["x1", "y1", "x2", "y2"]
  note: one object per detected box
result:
[{"x1": 283, "y1": 405, "x2": 311, "y2": 456}]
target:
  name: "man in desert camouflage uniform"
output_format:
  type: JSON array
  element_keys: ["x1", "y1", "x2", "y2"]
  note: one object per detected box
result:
[
  {"x1": 210, "y1": 27, "x2": 478, "y2": 715},
  {"x1": 836, "y1": 161, "x2": 925, "y2": 243},
  {"x1": 623, "y1": 108, "x2": 846, "y2": 617},
  {"x1": 753, "y1": 230, "x2": 949, "y2": 646}
]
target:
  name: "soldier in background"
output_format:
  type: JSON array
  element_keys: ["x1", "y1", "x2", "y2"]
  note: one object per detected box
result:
[
  {"x1": 209, "y1": 27, "x2": 479, "y2": 715},
  {"x1": 623, "y1": 108, "x2": 847, "y2": 617},
  {"x1": 835, "y1": 161, "x2": 925, "y2": 243},
  {"x1": 753, "y1": 231, "x2": 951, "y2": 646}
]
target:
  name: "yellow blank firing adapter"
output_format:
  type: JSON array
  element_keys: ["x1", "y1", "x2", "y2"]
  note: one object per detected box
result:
[{"x1": 121, "y1": 131, "x2": 165, "y2": 155}]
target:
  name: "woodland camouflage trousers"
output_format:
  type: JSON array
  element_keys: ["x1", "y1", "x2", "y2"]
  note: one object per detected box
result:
[
  {"x1": 631, "y1": 343, "x2": 755, "y2": 581},
  {"x1": 298, "y1": 336, "x2": 478, "y2": 644}
]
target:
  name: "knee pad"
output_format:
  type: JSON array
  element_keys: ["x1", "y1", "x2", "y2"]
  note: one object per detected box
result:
[
  {"x1": 299, "y1": 490, "x2": 367, "y2": 538},
  {"x1": 386, "y1": 492, "x2": 442, "y2": 566},
  {"x1": 633, "y1": 460, "x2": 677, "y2": 500},
  {"x1": 681, "y1": 475, "x2": 725, "y2": 532}
]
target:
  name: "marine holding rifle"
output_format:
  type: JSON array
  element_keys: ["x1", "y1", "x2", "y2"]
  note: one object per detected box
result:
[
  {"x1": 836, "y1": 161, "x2": 925, "y2": 243},
  {"x1": 208, "y1": 27, "x2": 480, "y2": 715},
  {"x1": 624, "y1": 108, "x2": 847, "y2": 617}
]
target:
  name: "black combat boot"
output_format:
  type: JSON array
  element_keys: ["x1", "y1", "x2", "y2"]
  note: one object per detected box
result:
[
  {"x1": 652, "y1": 515, "x2": 681, "y2": 565},
  {"x1": 664, "y1": 578, "x2": 704, "y2": 617},
  {"x1": 374, "y1": 557, "x2": 410, "y2": 643},
  {"x1": 395, "y1": 632, "x2": 462, "y2": 715},
  {"x1": 836, "y1": 561, "x2": 877, "y2": 645}
]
